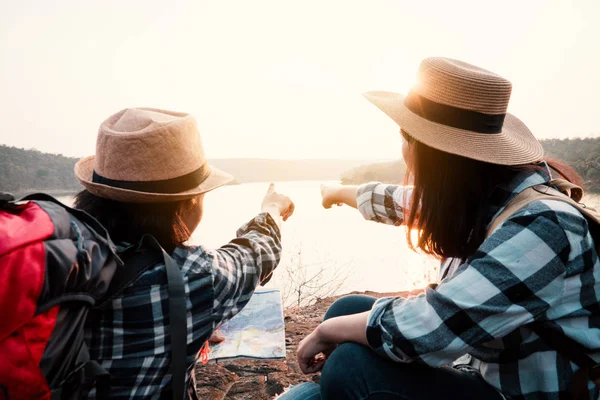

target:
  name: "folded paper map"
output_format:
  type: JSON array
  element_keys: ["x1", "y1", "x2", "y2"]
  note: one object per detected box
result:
[{"x1": 209, "y1": 289, "x2": 286, "y2": 362}]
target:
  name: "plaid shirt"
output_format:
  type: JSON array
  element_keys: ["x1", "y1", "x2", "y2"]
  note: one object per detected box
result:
[
  {"x1": 358, "y1": 170, "x2": 600, "y2": 400},
  {"x1": 85, "y1": 212, "x2": 281, "y2": 399}
]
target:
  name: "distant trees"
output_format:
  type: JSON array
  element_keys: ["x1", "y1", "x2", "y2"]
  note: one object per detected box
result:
[
  {"x1": 0, "y1": 145, "x2": 81, "y2": 196},
  {"x1": 341, "y1": 159, "x2": 406, "y2": 185},
  {"x1": 2, "y1": 137, "x2": 600, "y2": 195},
  {"x1": 543, "y1": 138, "x2": 600, "y2": 192},
  {"x1": 0, "y1": 145, "x2": 367, "y2": 195},
  {"x1": 340, "y1": 137, "x2": 600, "y2": 192}
]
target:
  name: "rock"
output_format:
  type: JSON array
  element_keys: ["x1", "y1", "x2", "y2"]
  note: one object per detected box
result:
[
  {"x1": 265, "y1": 371, "x2": 306, "y2": 397},
  {"x1": 228, "y1": 376, "x2": 266, "y2": 395},
  {"x1": 189, "y1": 363, "x2": 238, "y2": 400},
  {"x1": 223, "y1": 360, "x2": 288, "y2": 377},
  {"x1": 192, "y1": 290, "x2": 422, "y2": 399}
]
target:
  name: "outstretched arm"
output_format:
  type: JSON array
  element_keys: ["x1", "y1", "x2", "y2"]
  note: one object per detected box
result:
[
  {"x1": 190, "y1": 184, "x2": 294, "y2": 331},
  {"x1": 321, "y1": 184, "x2": 359, "y2": 209},
  {"x1": 321, "y1": 183, "x2": 412, "y2": 226}
]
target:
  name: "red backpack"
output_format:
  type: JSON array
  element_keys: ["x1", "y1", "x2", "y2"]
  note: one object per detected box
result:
[{"x1": 0, "y1": 194, "x2": 188, "y2": 400}]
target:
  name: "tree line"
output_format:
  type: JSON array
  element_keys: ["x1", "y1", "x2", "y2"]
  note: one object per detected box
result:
[
  {"x1": 0, "y1": 145, "x2": 364, "y2": 196},
  {"x1": 341, "y1": 137, "x2": 600, "y2": 193},
  {"x1": 543, "y1": 138, "x2": 600, "y2": 192},
  {"x1": 2, "y1": 137, "x2": 600, "y2": 196},
  {"x1": 0, "y1": 145, "x2": 81, "y2": 196}
]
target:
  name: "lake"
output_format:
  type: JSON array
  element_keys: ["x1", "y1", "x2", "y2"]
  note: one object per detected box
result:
[
  {"x1": 59, "y1": 182, "x2": 600, "y2": 307},
  {"x1": 191, "y1": 181, "x2": 440, "y2": 306}
]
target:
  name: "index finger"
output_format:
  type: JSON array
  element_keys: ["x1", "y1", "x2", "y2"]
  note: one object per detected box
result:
[{"x1": 267, "y1": 183, "x2": 276, "y2": 195}]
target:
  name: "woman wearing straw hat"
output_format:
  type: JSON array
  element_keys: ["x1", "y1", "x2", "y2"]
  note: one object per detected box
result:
[
  {"x1": 73, "y1": 108, "x2": 294, "y2": 399},
  {"x1": 281, "y1": 58, "x2": 600, "y2": 399}
]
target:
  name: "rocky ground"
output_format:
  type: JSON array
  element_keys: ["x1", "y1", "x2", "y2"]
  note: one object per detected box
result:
[{"x1": 190, "y1": 290, "x2": 423, "y2": 399}]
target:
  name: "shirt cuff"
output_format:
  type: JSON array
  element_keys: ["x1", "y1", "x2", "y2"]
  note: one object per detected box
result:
[
  {"x1": 236, "y1": 212, "x2": 281, "y2": 239},
  {"x1": 366, "y1": 297, "x2": 411, "y2": 362}
]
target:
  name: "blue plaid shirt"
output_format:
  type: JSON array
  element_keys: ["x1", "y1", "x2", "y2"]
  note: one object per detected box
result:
[
  {"x1": 84, "y1": 212, "x2": 281, "y2": 399},
  {"x1": 358, "y1": 170, "x2": 600, "y2": 400}
]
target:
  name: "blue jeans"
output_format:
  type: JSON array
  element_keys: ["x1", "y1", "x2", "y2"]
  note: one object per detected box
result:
[{"x1": 280, "y1": 295, "x2": 503, "y2": 400}]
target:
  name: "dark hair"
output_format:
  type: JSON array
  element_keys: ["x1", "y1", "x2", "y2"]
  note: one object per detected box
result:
[
  {"x1": 73, "y1": 190, "x2": 200, "y2": 253},
  {"x1": 401, "y1": 130, "x2": 583, "y2": 260}
]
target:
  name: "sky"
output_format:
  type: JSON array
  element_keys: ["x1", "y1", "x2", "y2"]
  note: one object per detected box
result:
[{"x1": 0, "y1": 0, "x2": 599, "y2": 160}]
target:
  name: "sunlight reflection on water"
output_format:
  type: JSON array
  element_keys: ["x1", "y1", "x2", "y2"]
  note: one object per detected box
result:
[
  {"x1": 189, "y1": 181, "x2": 439, "y2": 302},
  {"x1": 59, "y1": 187, "x2": 600, "y2": 306}
]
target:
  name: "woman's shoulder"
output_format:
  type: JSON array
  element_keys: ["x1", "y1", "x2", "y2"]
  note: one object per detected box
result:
[
  {"x1": 500, "y1": 197, "x2": 593, "y2": 248},
  {"x1": 171, "y1": 244, "x2": 215, "y2": 274},
  {"x1": 514, "y1": 197, "x2": 589, "y2": 225}
]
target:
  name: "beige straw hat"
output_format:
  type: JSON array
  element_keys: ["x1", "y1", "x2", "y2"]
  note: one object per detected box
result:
[
  {"x1": 364, "y1": 57, "x2": 544, "y2": 165},
  {"x1": 75, "y1": 108, "x2": 234, "y2": 203}
]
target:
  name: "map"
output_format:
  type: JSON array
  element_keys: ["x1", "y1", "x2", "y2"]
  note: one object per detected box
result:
[{"x1": 209, "y1": 289, "x2": 286, "y2": 362}]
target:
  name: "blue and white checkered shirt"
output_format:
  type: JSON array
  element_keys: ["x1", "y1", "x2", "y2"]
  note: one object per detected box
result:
[
  {"x1": 358, "y1": 170, "x2": 600, "y2": 400},
  {"x1": 85, "y1": 212, "x2": 281, "y2": 399}
]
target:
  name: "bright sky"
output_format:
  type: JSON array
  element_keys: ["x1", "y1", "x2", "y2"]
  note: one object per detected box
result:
[{"x1": 0, "y1": 0, "x2": 598, "y2": 160}]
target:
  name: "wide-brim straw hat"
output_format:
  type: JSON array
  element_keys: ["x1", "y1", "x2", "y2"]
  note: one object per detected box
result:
[
  {"x1": 75, "y1": 108, "x2": 234, "y2": 203},
  {"x1": 364, "y1": 57, "x2": 544, "y2": 165}
]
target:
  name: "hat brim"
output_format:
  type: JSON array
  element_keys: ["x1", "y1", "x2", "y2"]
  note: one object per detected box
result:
[
  {"x1": 363, "y1": 91, "x2": 544, "y2": 166},
  {"x1": 75, "y1": 156, "x2": 235, "y2": 203}
]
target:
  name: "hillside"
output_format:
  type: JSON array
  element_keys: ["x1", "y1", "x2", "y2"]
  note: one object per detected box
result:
[
  {"x1": 543, "y1": 137, "x2": 600, "y2": 191},
  {"x1": 0, "y1": 146, "x2": 81, "y2": 196},
  {"x1": 0, "y1": 145, "x2": 367, "y2": 196},
  {"x1": 340, "y1": 159, "x2": 406, "y2": 184},
  {"x1": 340, "y1": 137, "x2": 600, "y2": 192},
  {"x1": 3, "y1": 137, "x2": 599, "y2": 197}
]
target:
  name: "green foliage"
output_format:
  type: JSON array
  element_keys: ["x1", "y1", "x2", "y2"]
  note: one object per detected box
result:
[
  {"x1": 543, "y1": 137, "x2": 600, "y2": 192},
  {"x1": 0, "y1": 145, "x2": 81, "y2": 196}
]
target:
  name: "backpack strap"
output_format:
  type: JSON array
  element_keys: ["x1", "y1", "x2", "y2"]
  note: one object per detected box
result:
[
  {"x1": 487, "y1": 180, "x2": 600, "y2": 398},
  {"x1": 549, "y1": 178, "x2": 584, "y2": 203},
  {"x1": 96, "y1": 235, "x2": 187, "y2": 400},
  {"x1": 51, "y1": 343, "x2": 111, "y2": 400},
  {"x1": 141, "y1": 235, "x2": 187, "y2": 400},
  {"x1": 486, "y1": 179, "x2": 591, "y2": 236},
  {"x1": 96, "y1": 243, "x2": 162, "y2": 309}
]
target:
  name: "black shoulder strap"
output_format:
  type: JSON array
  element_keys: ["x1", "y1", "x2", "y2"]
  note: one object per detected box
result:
[
  {"x1": 97, "y1": 244, "x2": 162, "y2": 308},
  {"x1": 97, "y1": 235, "x2": 187, "y2": 400},
  {"x1": 141, "y1": 235, "x2": 187, "y2": 400}
]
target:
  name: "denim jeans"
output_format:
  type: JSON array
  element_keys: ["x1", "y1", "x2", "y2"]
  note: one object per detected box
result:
[{"x1": 279, "y1": 295, "x2": 503, "y2": 400}]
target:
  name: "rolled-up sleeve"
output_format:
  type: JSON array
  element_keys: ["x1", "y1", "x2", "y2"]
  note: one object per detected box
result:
[
  {"x1": 366, "y1": 209, "x2": 571, "y2": 366},
  {"x1": 357, "y1": 183, "x2": 412, "y2": 226},
  {"x1": 208, "y1": 212, "x2": 282, "y2": 327}
]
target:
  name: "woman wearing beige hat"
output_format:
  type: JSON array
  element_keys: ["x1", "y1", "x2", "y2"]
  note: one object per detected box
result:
[
  {"x1": 281, "y1": 58, "x2": 600, "y2": 400},
  {"x1": 73, "y1": 108, "x2": 294, "y2": 399}
]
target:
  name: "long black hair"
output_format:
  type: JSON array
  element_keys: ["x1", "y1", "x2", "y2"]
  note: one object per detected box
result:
[
  {"x1": 74, "y1": 190, "x2": 200, "y2": 253},
  {"x1": 402, "y1": 130, "x2": 583, "y2": 259}
]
